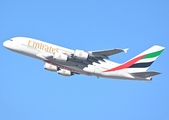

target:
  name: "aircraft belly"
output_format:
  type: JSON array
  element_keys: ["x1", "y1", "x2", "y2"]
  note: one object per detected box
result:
[
  {"x1": 83, "y1": 66, "x2": 102, "y2": 75},
  {"x1": 98, "y1": 71, "x2": 134, "y2": 79}
]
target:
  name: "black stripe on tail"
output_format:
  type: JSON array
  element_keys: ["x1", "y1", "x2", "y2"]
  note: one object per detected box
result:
[{"x1": 129, "y1": 61, "x2": 154, "y2": 68}]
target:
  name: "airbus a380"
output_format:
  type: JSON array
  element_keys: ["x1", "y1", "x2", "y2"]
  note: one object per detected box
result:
[{"x1": 3, "y1": 37, "x2": 165, "y2": 81}]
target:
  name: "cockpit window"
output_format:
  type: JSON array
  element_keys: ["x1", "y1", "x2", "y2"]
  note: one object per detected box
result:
[{"x1": 10, "y1": 39, "x2": 13, "y2": 41}]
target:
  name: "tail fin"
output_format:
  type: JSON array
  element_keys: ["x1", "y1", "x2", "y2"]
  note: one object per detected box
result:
[
  {"x1": 126, "y1": 45, "x2": 165, "y2": 72},
  {"x1": 104, "y1": 45, "x2": 165, "y2": 72}
]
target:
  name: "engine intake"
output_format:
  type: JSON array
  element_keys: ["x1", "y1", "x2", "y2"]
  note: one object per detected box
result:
[
  {"x1": 53, "y1": 52, "x2": 67, "y2": 62},
  {"x1": 57, "y1": 69, "x2": 73, "y2": 76},
  {"x1": 74, "y1": 50, "x2": 88, "y2": 60},
  {"x1": 44, "y1": 63, "x2": 58, "y2": 72}
]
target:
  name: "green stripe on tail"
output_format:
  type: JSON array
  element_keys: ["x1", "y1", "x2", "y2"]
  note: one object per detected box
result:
[{"x1": 142, "y1": 49, "x2": 164, "y2": 59}]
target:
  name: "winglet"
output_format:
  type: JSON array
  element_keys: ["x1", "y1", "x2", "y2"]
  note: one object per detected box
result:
[{"x1": 123, "y1": 48, "x2": 129, "y2": 53}]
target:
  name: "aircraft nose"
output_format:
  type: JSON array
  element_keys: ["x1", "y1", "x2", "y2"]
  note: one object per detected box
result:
[
  {"x1": 3, "y1": 40, "x2": 12, "y2": 49},
  {"x1": 3, "y1": 41, "x2": 8, "y2": 48}
]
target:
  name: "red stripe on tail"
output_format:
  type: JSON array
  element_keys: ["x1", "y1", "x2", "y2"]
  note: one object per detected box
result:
[{"x1": 104, "y1": 54, "x2": 146, "y2": 72}]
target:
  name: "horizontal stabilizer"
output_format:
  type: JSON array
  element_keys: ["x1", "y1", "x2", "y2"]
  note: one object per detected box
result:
[{"x1": 130, "y1": 71, "x2": 161, "y2": 78}]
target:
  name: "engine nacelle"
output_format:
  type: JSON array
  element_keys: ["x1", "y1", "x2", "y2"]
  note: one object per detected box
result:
[
  {"x1": 57, "y1": 69, "x2": 73, "y2": 76},
  {"x1": 74, "y1": 49, "x2": 88, "y2": 60},
  {"x1": 44, "y1": 63, "x2": 58, "y2": 72},
  {"x1": 53, "y1": 52, "x2": 68, "y2": 62}
]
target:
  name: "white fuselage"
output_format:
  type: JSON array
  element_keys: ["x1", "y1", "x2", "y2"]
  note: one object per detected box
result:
[{"x1": 3, "y1": 37, "x2": 151, "y2": 80}]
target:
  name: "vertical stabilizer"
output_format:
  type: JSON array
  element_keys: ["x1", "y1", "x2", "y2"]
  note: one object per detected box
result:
[
  {"x1": 104, "y1": 45, "x2": 165, "y2": 72},
  {"x1": 127, "y1": 45, "x2": 164, "y2": 72}
]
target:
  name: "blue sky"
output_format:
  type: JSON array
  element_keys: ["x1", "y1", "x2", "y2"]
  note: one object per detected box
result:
[{"x1": 1, "y1": 0, "x2": 169, "y2": 120}]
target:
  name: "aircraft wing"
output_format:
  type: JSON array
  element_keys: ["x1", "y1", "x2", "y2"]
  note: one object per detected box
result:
[
  {"x1": 38, "y1": 48, "x2": 129, "y2": 70},
  {"x1": 90, "y1": 48, "x2": 129, "y2": 58}
]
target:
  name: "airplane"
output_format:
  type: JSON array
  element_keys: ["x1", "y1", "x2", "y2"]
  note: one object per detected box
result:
[{"x1": 3, "y1": 37, "x2": 165, "y2": 81}]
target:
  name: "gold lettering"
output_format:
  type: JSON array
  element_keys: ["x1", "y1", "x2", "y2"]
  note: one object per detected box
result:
[
  {"x1": 44, "y1": 45, "x2": 49, "y2": 52},
  {"x1": 28, "y1": 40, "x2": 32, "y2": 47},
  {"x1": 52, "y1": 48, "x2": 56, "y2": 53},
  {"x1": 38, "y1": 43, "x2": 44, "y2": 50},
  {"x1": 32, "y1": 42, "x2": 41, "y2": 50},
  {"x1": 32, "y1": 42, "x2": 38, "y2": 49},
  {"x1": 27, "y1": 40, "x2": 58, "y2": 53},
  {"x1": 49, "y1": 46, "x2": 52, "y2": 53},
  {"x1": 40, "y1": 44, "x2": 44, "y2": 50}
]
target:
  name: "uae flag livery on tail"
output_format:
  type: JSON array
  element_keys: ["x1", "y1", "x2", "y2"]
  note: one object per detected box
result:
[
  {"x1": 104, "y1": 45, "x2": 164, "y2": 72},
  {"x1": 129, "y1": 48, "x2": 164, "y2": 68}
]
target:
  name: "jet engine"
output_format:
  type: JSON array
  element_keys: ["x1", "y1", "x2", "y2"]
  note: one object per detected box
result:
[
  {"x1": 53, "y1": 52, "x2": 68, "y2": 62},
  {"x1": 44, "y1": 63, "x2": 58, "y2": 72},
  {"x1": 57, "y1": 69, "x2": 73, "y2": 76},
  {"x1": 74, "y1": 49, "x2": 89, "y2": 60}
]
